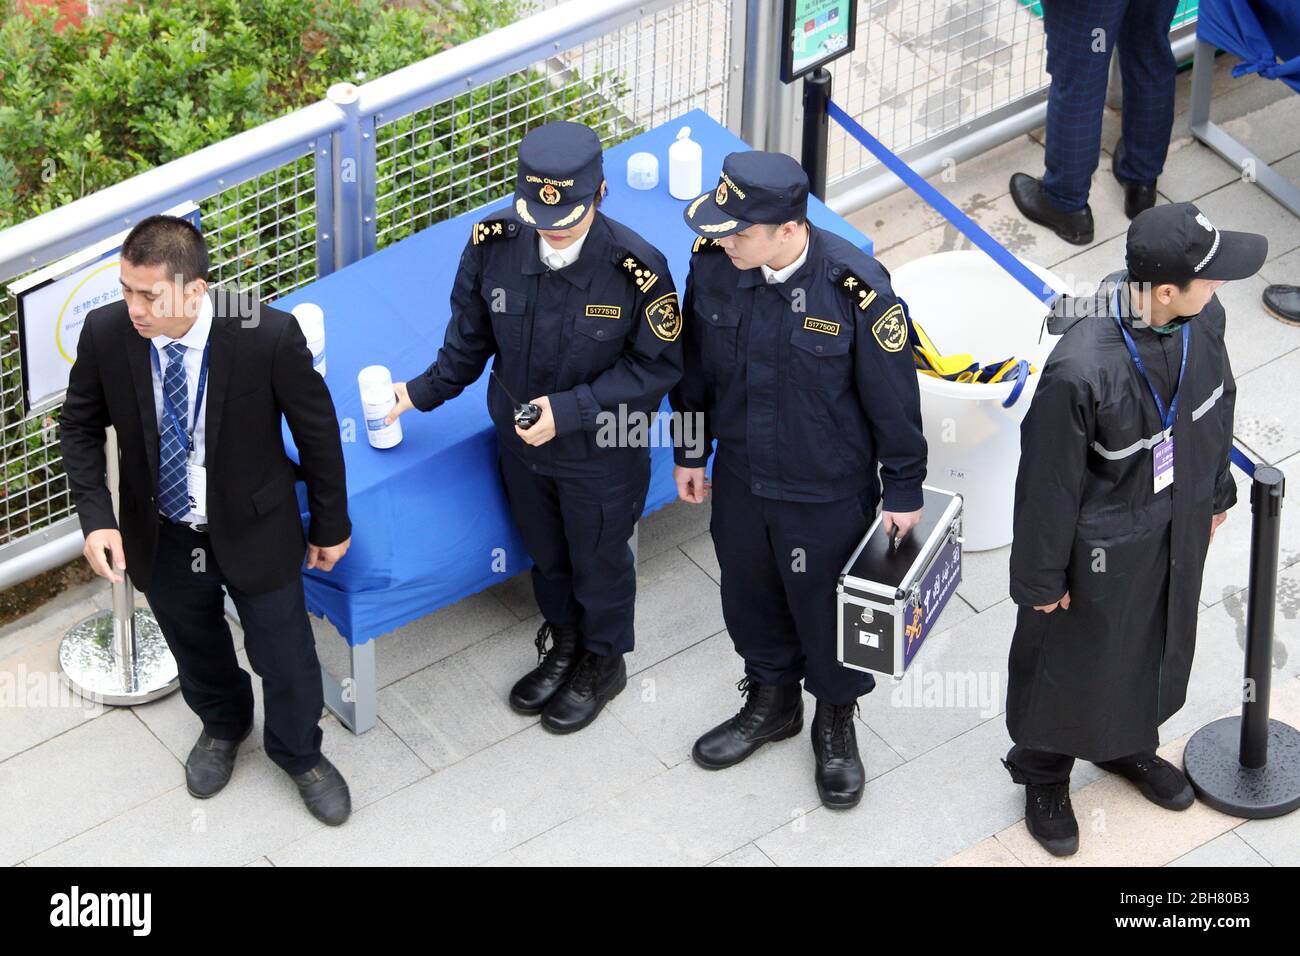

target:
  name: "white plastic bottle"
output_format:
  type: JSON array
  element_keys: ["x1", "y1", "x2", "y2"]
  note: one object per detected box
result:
[
  {"x1": 292, "y1": 303, "x2": 326, "y2": 376},
  {"x1": 668, "y1": 126, "x2": 702, "y2": 200},
  {"x1": 357, "y1": 365, "x2": 403, "y2": 449}
]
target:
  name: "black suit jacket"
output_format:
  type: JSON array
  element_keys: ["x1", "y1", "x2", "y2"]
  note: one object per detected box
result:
[{"x1": 60, "y1": 287, "x2": 351, "y2": 595}]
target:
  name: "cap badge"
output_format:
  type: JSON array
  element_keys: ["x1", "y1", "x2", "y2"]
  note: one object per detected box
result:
[
  {"x1": 1195, "y1": 212, "x2": 1215, "y2": 233},
  {"x1": 715, "y1": 181, "x2": 728, "y2": 206},
  {"x1": 539, "y1": 183, "x2": 561, "y2": 205}
]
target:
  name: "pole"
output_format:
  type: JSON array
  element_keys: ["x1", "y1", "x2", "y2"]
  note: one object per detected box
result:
[{"x1": 801, "y1": 68, "x2": 831, "y2": 201}]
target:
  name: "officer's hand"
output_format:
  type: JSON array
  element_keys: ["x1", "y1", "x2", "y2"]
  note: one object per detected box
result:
[
  {"x1": 516, "y1": 395, "x2": 556, "y2": 446},
  {"x1": 385, "y1": 382, "x2": 415, "y2": 425},
  {"x1": 1034, "y1": 591, "x2": 1071, "y2": 614},
  {"x1": 84, "y1": 528, "x2": 126, "y2": 584},
  {"x1": 307, "y1": 536, "x2": 351, "y2": 572},
  {"x1": 674, "y1": 466, "x2": 709, "y2": 504},
  {"x1": 1209, "y1": 511, "x2": 1227, "y2": 542},
  {"x1": 883, "y1": 509, "x2": 922, "y2": 540}
]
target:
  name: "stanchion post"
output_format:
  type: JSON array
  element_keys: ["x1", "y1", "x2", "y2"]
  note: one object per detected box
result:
[
  {"x1": 1183, "y1": 465, "x2": 1300, "y2": 818},
  {"x1": 801, "y1": 68, "x2": 832, "y2": 201}
]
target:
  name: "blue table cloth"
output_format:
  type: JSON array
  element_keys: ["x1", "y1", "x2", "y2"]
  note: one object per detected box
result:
[
  {"x1": 1199, "y1": 0, "x2": 1300, "y2": 93},
  {"x1": 276, "y1": 108, "x2": 874, "y2": 645}
]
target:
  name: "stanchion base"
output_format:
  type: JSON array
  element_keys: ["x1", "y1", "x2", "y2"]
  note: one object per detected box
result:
[
  {"x1": 1183, "y1": 716, "x2": 1300, "y2": 819},
  {"x1": 58, "y1": 609, "x2": 180, "y2": 706}
]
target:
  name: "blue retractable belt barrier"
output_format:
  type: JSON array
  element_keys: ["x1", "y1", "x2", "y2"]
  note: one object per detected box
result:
[{"x1": 826, "y1": 99, "x2": 1258, "y2": 471}]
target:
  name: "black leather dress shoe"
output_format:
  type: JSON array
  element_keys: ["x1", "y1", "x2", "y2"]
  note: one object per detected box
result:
[
  {"x1": 1111, "y1": 139, "x2": 1157, "y2": 220},
  {"x1": 692, "y1": 678, "x2": 803, "y2": 770},
  {"x1": 540, "y1": 649, "x2": 626, "y2": 734},
  {"x1": 291, "y1": 756, "x2": 352, "y2": 826},
  {"x1": 1094, "y1": 752, "x2": 1194, "y2": 811},
  {"x1": 1263, "y1": 284, "x2": 1300, "y2": 326},
  {"x1": 1009, "y1": 172, "x2": 1094, "y2": 245},
  {"x1": 509, "y1": 622, "x2": 581, "y2": 715},
  {"x1": 811, "y1": 700, "x2": 866, "y2": 809},
  {"x1": 185, "y1": 725, "x2": 252, "y2": 798},
  {"x1": 1023, "y1": 782, "x2": 1079, "y2": 856}
]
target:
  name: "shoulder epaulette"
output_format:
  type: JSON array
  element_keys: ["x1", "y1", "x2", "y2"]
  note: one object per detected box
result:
[
  {"x1": 691, "y1": 236, "x2": 726, "y2": 255},
  {"x1": 617, "y1": 249, "x2": 661, "y2": 296},
  {"x1": 830, "y1": 264, "x2": 879, "y2": 313},
  {"x1": 471, "y1": 217, "x2": 519, "y2": 246}
]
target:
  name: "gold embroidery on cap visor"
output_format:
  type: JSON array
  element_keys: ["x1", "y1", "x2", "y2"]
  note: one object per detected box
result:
[
  {"x1": 514, "y1": 198, "x2": 537, "y2": 225},
  {"x1": 646, "y1": 292, "x2": 682, "y2": 342},
  {"x1": 686, "y1": 192, "x2": 740, "y2": 233},
  {"x1": 550, "y1": 203, "x2": 586, "y2": 228},
  {"x1": 872, "y1": 303, "x2": 908, "y2": 352}
]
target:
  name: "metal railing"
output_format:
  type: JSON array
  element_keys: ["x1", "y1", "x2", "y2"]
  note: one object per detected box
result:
[{"x1": 0, "y1": 0, "x2": 742, "y2": 588}]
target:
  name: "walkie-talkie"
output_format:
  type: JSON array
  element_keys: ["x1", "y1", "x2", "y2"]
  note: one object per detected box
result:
[{"x1": 491, "y1": 369, "x2": 541, "y2": 430}]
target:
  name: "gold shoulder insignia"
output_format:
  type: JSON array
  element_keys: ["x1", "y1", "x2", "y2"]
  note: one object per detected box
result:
[
  {"x1": 645, "y1": 291, "x2": 682, "y2": 343},
  {"x1": 471, "y1": 217, "x2": 519, "y2": 245},
  {"x1": 691, "y1": 237, "x2": 727, "y2": 254},
  {"x1": 871, "y1": 303, "x2": 908, "y2": 353},
  {"x1": 620, "y1": 251, "x2": 660, "y2": 295},
  {"x1": 834, "y1": 266, "x2": 879, "y2": 314}
]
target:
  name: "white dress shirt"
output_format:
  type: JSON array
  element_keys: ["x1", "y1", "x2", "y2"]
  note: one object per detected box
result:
[
  {"x1": 539, "y1": 229, "x2": 589, "y2": 270},
  {"x1": 151, "y1": 293, "x2": 213, "y2": 522},
  {"x1": 761, "y1": 226, "x2": 811, "y2": 284}
]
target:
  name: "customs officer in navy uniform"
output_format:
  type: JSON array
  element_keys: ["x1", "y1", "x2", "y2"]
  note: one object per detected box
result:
[
  {"x1": 387, "y1": 122, "x2": 683, "y2": 733},
  {"x1": 671, "y1": 152, "x2": 927, "y2": 808}
]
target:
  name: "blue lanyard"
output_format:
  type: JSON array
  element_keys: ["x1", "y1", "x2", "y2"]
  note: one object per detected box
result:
[
  {"x1": 1110, "y1": 282, "x2": 1189, "y2": 432},
  {"x1": 150, "y1": 341, "x2": 211, "y2": 455}
]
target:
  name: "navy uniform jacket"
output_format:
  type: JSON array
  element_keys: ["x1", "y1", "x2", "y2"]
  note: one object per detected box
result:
[
  {"x1": 671, "y1": 224, "x2": 927, "y2": 510},
  {"x1": 405, "y1": 211, "x2": 684, "y2": 478}
]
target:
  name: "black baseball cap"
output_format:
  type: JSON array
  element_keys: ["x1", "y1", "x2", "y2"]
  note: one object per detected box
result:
[
  {"x1": 510, "y1": 121, "x2": 604, "y2": 230},
  {"x1": 1126, "y1": 202, "x2": 1267, "y2": 285},
  {"x1": 682, "y1": 150, "x2": 809, "y2": 238}
]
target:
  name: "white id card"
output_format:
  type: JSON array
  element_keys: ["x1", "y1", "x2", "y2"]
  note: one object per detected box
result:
[
  {"x1": 1153, "y1": 435, "x2": 1174, "y2": 494},
  {"x1": 186, "y1": 460, "x2": 208, "y2": 517}
]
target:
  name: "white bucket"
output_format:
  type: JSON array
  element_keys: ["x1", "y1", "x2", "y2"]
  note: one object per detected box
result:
[{"x1": 890, "y1": 250, "x2": 1068, "y2": 551}]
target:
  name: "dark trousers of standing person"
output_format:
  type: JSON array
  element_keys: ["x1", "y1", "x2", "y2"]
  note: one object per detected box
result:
[
  {"x1": 145, "y1": 518, "x2": 325, "y2": 776},
  {"x1": 1041, "y1": 0, "x2": 1181, "y2": 211}
]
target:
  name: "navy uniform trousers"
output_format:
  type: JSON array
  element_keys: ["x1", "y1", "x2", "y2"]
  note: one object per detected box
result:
[
  {"x1": 1041, "y1": 0, "x2": 1181, "y2": 211},
  {"x1": 709, "y1": 451, "x2": 876, "y2": 705},
  {"x1": 498, "y1": 451, "x2": 649, "y2": 658}
]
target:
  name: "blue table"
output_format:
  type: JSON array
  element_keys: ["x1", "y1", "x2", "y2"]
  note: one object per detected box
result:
[{"x1": 275, "y1": 109, "x2": 874, "y2": 731}]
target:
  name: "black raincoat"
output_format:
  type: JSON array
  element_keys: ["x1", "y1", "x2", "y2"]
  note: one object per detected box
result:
[{"x1": 1006, "y1": 271, "x2": 1237, "y2": 761}]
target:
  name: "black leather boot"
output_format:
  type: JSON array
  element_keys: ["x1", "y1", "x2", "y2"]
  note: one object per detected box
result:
[
  {"x1": 509, "y1": 622, "x2": 581, "y2": 715},
  {"x1": 291, "y1": 756, "x2": 351, "y2": 826},
  {"x1": 1009, "y1": 172, "x2": 1094, "y2": 245},
  {"x1": 1111, "y1": 139, "x2": 1157, "y2": 219},
  {"x1": 1094, "y1": 752, "x2": 1194, "y2": 811},
  {"x1": 1263, "y1": 284, "x2": 1300, "y2": 326},
  {"x1": 811, "y1": 700, "x2": 866, "y2": 809},
  {"x1": 540, "y1": 649, "x2": 626, "y2": 734},
  {"x1": 692, "y1": 678, "x2": 803, "y2": 770},
  {"x1": 185, "y1": 725, "x2": 251, "y2": 798}
]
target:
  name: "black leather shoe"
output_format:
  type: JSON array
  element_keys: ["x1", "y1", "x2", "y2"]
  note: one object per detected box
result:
[
  {"x1": 1094, "y1": 752, "x2": 1194, "y2": 811},
  {"x1": 1263, "y1": 284, "x2": 1300, "y2": 326},
  {"x1": 1023, "y1": 781, "x2": 1079, "y2": 856},
  {"x1": 811, "y1": 700, "x2": 866, "y2": 809},
  {"x1": 692, "y1": 677, "x2": 803, "y2": 770},
  {"x1": 509, "y1": 622, "x2": 581, "y2": 715},
  {"x1": 1009, "y1": 172, "x2": 1094, "y2": 245},
  {"x1": 540, "y1": 649, "x2": 626, "y2": 734},
  {"x1": 185, "y1": 725, "x2": 251, "y2": 798},
  {"x1": 1111, "y1": 139, "x2": 1157, "y2": 220},
  {"x1": 291, "y1": 756, "x2": 351, "y2": 826}
]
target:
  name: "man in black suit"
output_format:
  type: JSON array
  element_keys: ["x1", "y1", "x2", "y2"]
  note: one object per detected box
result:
[{"x1": 60, "y1": 215, "x2": 354, "y2": 826}]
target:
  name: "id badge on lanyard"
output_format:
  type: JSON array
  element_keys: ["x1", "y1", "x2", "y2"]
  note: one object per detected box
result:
[{"x1": 1111, "y1": 283, "x2": 1188, "y2": 495}]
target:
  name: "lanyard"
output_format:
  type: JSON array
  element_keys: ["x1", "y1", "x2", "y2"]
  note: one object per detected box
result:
[
  {"x1": 1110, "y1": 282, "x2": 1189, "y2": 433},
  {"x1": 151, "y1": 341, "x2": 211, "y2": 455}
]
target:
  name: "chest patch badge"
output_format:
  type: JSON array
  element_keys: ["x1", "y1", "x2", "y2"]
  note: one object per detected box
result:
[
  {"x1": 645, "y1": 292, "x2": 682, "y2": 342},
  {"x1": 803, "y1": 317, "x2": 840, "y2": 336},
  {"x1": 871, "y1": 303, "x2": 908, "y2": 353},
  {"x1": 585, "y1": 304, "x2": 622, "y2": 320}
]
